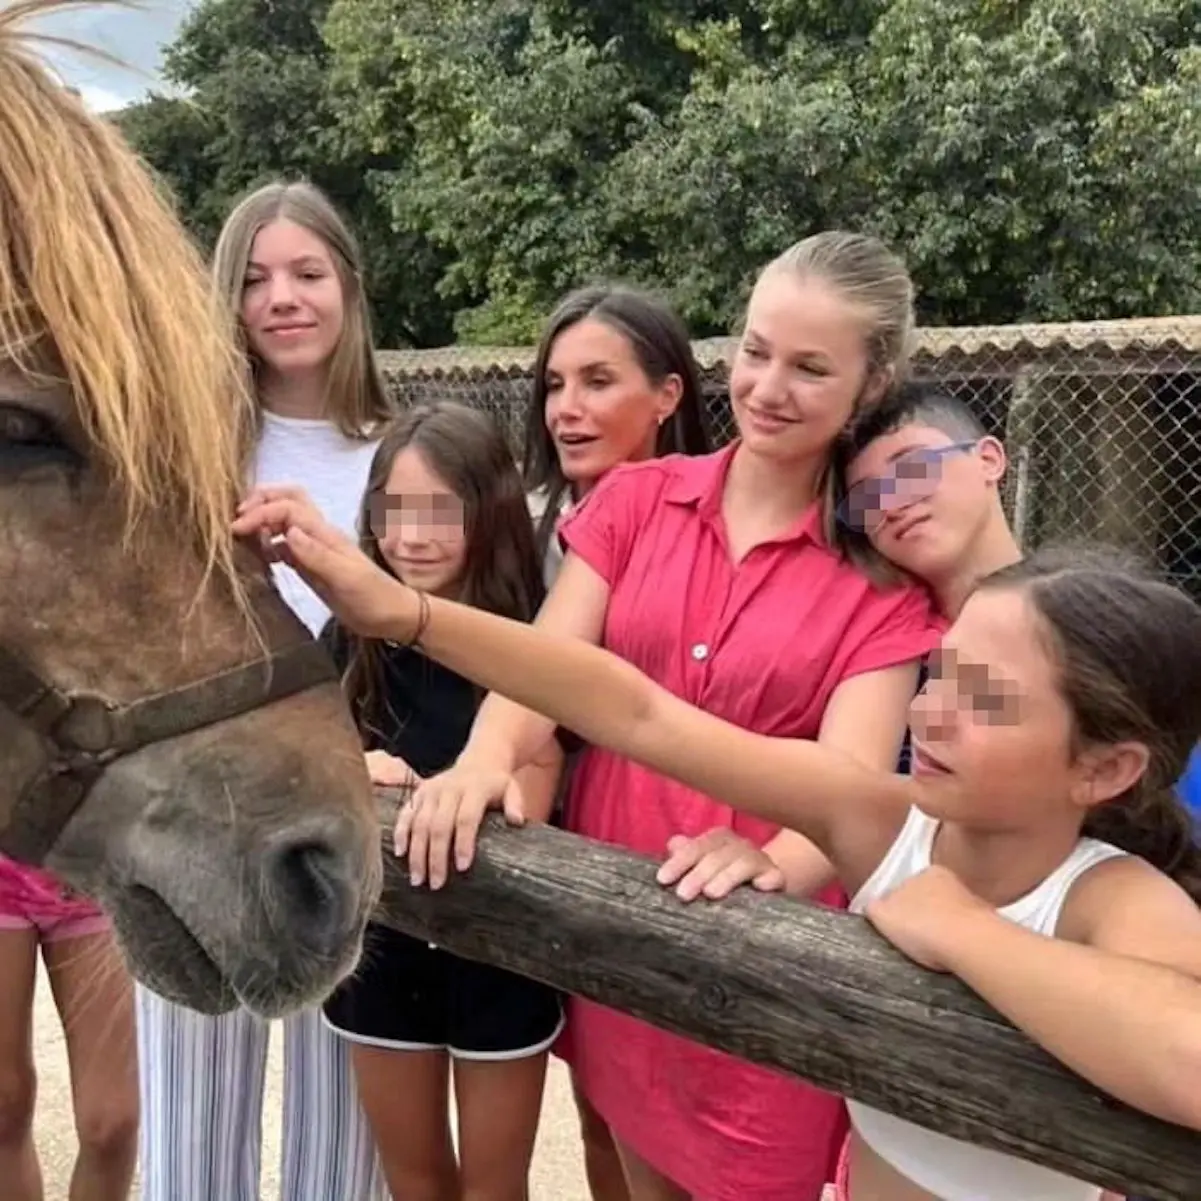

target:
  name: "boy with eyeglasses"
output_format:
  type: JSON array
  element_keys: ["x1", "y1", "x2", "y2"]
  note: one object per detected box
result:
[
  {"x1": 659, "y1": 382, "x2": 1021, "y2": 885},
  {"x1": 664, "y1": 383, "x2": 1135, "y2": 1200},
  {"x1": 838, "y1": 382, "x2": 1022, "y2": 622}
]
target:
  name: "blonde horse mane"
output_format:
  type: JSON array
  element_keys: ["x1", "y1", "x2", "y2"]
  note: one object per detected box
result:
[{"x1": 0, "y1": 0, "x2": 255, "y2": 609}]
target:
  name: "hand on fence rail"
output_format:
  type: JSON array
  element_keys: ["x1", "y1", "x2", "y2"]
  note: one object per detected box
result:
[
  {"x1": 860, "y1": 863, "x2": 992, "y2": 972},
  {"x1": 369, "y1": 793, "x2": 1201, "y2": 1201},
  {"x1": 658, "y1": 828, "x2": 785, "y2": 901},
  {"x1": 396, "y1": 763, "x2": 528, "y2": 889}
]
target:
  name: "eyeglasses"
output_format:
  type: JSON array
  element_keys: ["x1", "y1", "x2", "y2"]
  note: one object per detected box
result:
[{"x1": 837, "y1": 441, "x2": 978, "y2": 534}]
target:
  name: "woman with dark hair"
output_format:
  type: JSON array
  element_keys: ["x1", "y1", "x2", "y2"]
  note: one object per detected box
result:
[
  {"x1": 522, "y1": 283, "x2": 711, "y2": 1199},
  {"x1": 524, "y1": 284, "x2": 710, "y2": 584}
]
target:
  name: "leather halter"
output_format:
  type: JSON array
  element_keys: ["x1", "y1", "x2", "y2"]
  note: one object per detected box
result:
[{"x1": 0, "y1": 638, "x2": 338, "y2": 865}]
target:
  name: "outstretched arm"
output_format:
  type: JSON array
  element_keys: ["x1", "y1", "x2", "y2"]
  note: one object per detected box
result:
[
  {"x1": 453, "y1": 551, "x2": 612, "y2": 775},
  {"x1": 408, "y1": 582, "x2": 901, "y2": 863},
  {"x1": 233, "y1": 487, "x2": 911, "y2": 879}
]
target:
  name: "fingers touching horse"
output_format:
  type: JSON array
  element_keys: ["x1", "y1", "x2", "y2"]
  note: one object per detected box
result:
[{"x1": 0, "y1": 0, "x2": 382, "y2": 1017}]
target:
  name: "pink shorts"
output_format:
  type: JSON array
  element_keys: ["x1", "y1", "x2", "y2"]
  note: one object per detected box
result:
[
  {"x1": 0, "y1": 855, "x2": 109, "y2": 943},
  {"x1": 820, "y1": 1138, "x2": 851, "y2": 1201}
]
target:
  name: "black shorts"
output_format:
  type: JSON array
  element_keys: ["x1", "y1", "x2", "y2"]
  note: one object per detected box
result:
[{"x1": 322, "y1": 922, "x2": 564, "y2": 1060}]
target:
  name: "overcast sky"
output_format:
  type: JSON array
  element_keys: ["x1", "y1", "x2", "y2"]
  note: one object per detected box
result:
[{"x1": 34, "y1": 2, "x2": 192, "y2": 111}]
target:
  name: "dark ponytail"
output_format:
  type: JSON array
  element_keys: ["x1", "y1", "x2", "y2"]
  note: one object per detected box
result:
[
  {"x1": 982, "y1": 545, "x2": 1201, "y2": 903},
  {"x1": 1082, "y1": 780, "x2": 1201, "y2": 904}
]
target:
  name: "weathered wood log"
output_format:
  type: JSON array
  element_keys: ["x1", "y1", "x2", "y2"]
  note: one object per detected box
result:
[{"x1": 370, "y1": 789, "x2": 1201, "y2": 1200}]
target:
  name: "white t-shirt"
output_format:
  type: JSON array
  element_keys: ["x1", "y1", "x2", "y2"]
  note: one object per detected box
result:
[
  {"x1": 252, "y1": 410, "x2": 380, "y2": 636},
  {"x1": 526, "y1": 485, "x2": 571, "y2": 588}
]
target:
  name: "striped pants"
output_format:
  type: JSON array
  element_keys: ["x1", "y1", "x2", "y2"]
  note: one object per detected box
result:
[{"x1": 136, "y1": 985, "x2": 387, "y2": 1200}]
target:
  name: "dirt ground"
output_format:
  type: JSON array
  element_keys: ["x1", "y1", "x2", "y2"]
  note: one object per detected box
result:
[{"x1": 32, "y1": 960, "x2": 591, "y2": 1200}]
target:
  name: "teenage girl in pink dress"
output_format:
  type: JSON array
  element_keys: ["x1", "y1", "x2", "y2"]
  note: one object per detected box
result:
[{"x1": 388, "y1": 232, "x2": 943, "y2": 1201}]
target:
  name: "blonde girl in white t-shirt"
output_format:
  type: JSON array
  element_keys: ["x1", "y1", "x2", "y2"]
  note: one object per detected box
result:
[{"x1": 136, "y1": 179, "x2": 393, "y2": 1201}]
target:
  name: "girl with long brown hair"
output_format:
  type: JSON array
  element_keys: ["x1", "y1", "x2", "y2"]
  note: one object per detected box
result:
[{"x1": 321, "y1": 402, "x2": 565, "y2": 1201}]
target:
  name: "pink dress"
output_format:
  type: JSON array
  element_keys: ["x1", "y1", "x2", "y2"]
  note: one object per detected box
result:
[{"x1": 555, "y1": 444, "x2": 942, "y2": 1201}]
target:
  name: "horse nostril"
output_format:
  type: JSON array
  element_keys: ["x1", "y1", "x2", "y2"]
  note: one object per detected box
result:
[
  {"x1": 266, "y1": 837, "x2": 352, "y2": 954},
  {"x1": 280, "y1": 841, "x2": 336, "y2": 906}
]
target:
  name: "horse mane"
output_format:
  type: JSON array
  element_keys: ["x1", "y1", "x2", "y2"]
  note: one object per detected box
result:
[{"x1": 0, "y1": 0, "x2": 255, "y2": 612}]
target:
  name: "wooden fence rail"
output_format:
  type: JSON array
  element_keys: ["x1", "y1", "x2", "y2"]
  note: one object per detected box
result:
[{"x1": 371, "y1": 789, "x2": 1201, "y2": 1201}]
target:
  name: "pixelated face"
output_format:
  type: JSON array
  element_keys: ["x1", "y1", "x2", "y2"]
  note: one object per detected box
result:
[
  {"x1": 369, "y1": 447, "x2": 467, "y2": 597},
  {"x1": 729, "y1": 272, "x2": 883, "y2": 467},
  {"x1": 907, "y1": 587, "x2": 1080, "y2": 828},
  {"x1": 909, "y1": 586, "x2": 1154, "y2": 829},
  {"x1": 842, "y1": 424, "x2": 1005, "y2": 584}
]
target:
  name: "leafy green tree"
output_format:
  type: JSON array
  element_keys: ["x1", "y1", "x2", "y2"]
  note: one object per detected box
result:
[
  {"x1": 127, "y1": 0, "x2": 1200, "y2": 345},
  {"x1": 325, "y1": 0, "x2": 659, "y2": 341},
  {"x1": 856, "y1": 0, "x2": 1201, "y2": 323},
  {"x1": 120, "y1": 0, "x2": 452, "y2": 347},
  {"x1": 596, "y1": 26, "x2": 865, "y2": 332}
]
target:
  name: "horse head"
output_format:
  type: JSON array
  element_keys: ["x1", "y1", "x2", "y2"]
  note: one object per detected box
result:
[{"x1": 0, "y1": 0, "x2": 382, "y2": 1017}]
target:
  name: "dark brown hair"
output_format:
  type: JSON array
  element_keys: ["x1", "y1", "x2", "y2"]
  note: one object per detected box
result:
[
  {"x1": 522, "y1": 284, "x2": 710, "y2": 563},
  {"x1": 981, "y1": 544, "x2": 1201, "y2": 901},
  {"x1": 847, "y1": 381, "x2": 987, "y2": 455},
  {"x1": 341, "y1": 401, "x2": 544, "y2": 736}
]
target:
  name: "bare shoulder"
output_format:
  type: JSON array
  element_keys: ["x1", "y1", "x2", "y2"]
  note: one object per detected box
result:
[
  {"x1": 1060, "y1": 853, "x2": 1201, "y2": 977},
  {"x1": 830, "y1": 796, "x2": 915, "y2": 899}
]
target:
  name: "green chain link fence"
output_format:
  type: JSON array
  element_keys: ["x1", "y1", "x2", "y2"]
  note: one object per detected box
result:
[{"x1": 378, "y1": 316, "x2": 1201, "y2": 597}]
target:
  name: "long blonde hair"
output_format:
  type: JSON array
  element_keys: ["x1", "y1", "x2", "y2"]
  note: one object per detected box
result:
[
  {"x1": 212, "y1": 179, "x2": 393, "y2": 442},
  {"x1": 0, "y1": 0, "x2": 252, "y2": 605}
]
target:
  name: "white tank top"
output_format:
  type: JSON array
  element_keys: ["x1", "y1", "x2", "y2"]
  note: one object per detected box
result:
[{"x1": 846, "y1": 805, "x2": 1127, "y2": 1201}]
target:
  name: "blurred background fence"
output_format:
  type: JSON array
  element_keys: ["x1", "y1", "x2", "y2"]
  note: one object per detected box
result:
[{"x1": 378, "y1": 316, "x2": 1201, "y2": 598}]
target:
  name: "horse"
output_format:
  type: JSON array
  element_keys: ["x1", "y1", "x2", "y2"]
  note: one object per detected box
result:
[{"x1": 0, "y1": 0, "x2": 382, "y2": 1018}]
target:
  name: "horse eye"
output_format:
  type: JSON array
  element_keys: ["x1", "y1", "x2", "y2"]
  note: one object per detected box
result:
[{"x1": 0, "y1": 405, "x2": 59, "y2": 446}]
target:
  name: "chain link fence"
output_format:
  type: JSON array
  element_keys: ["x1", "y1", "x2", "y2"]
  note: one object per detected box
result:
[{"x1": 378, "y1": 316, "x2": 1201, "y2": 597}]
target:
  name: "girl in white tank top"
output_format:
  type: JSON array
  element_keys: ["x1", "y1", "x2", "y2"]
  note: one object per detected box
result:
[
  {"x1": 837, "y1": 806, "x2": 1129, "y2": 1201},
  {"x1": 236, "y1": 502, "x2": 1201, "y2": 1196}
]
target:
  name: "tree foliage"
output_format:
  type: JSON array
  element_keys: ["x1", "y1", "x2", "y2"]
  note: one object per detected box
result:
[
  {"x1": 117, "y1": 0, "x2": 452, "y2": 347},
  {"x1": 120, "y1": 0, "x2": 1201, "y2": 345}
]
